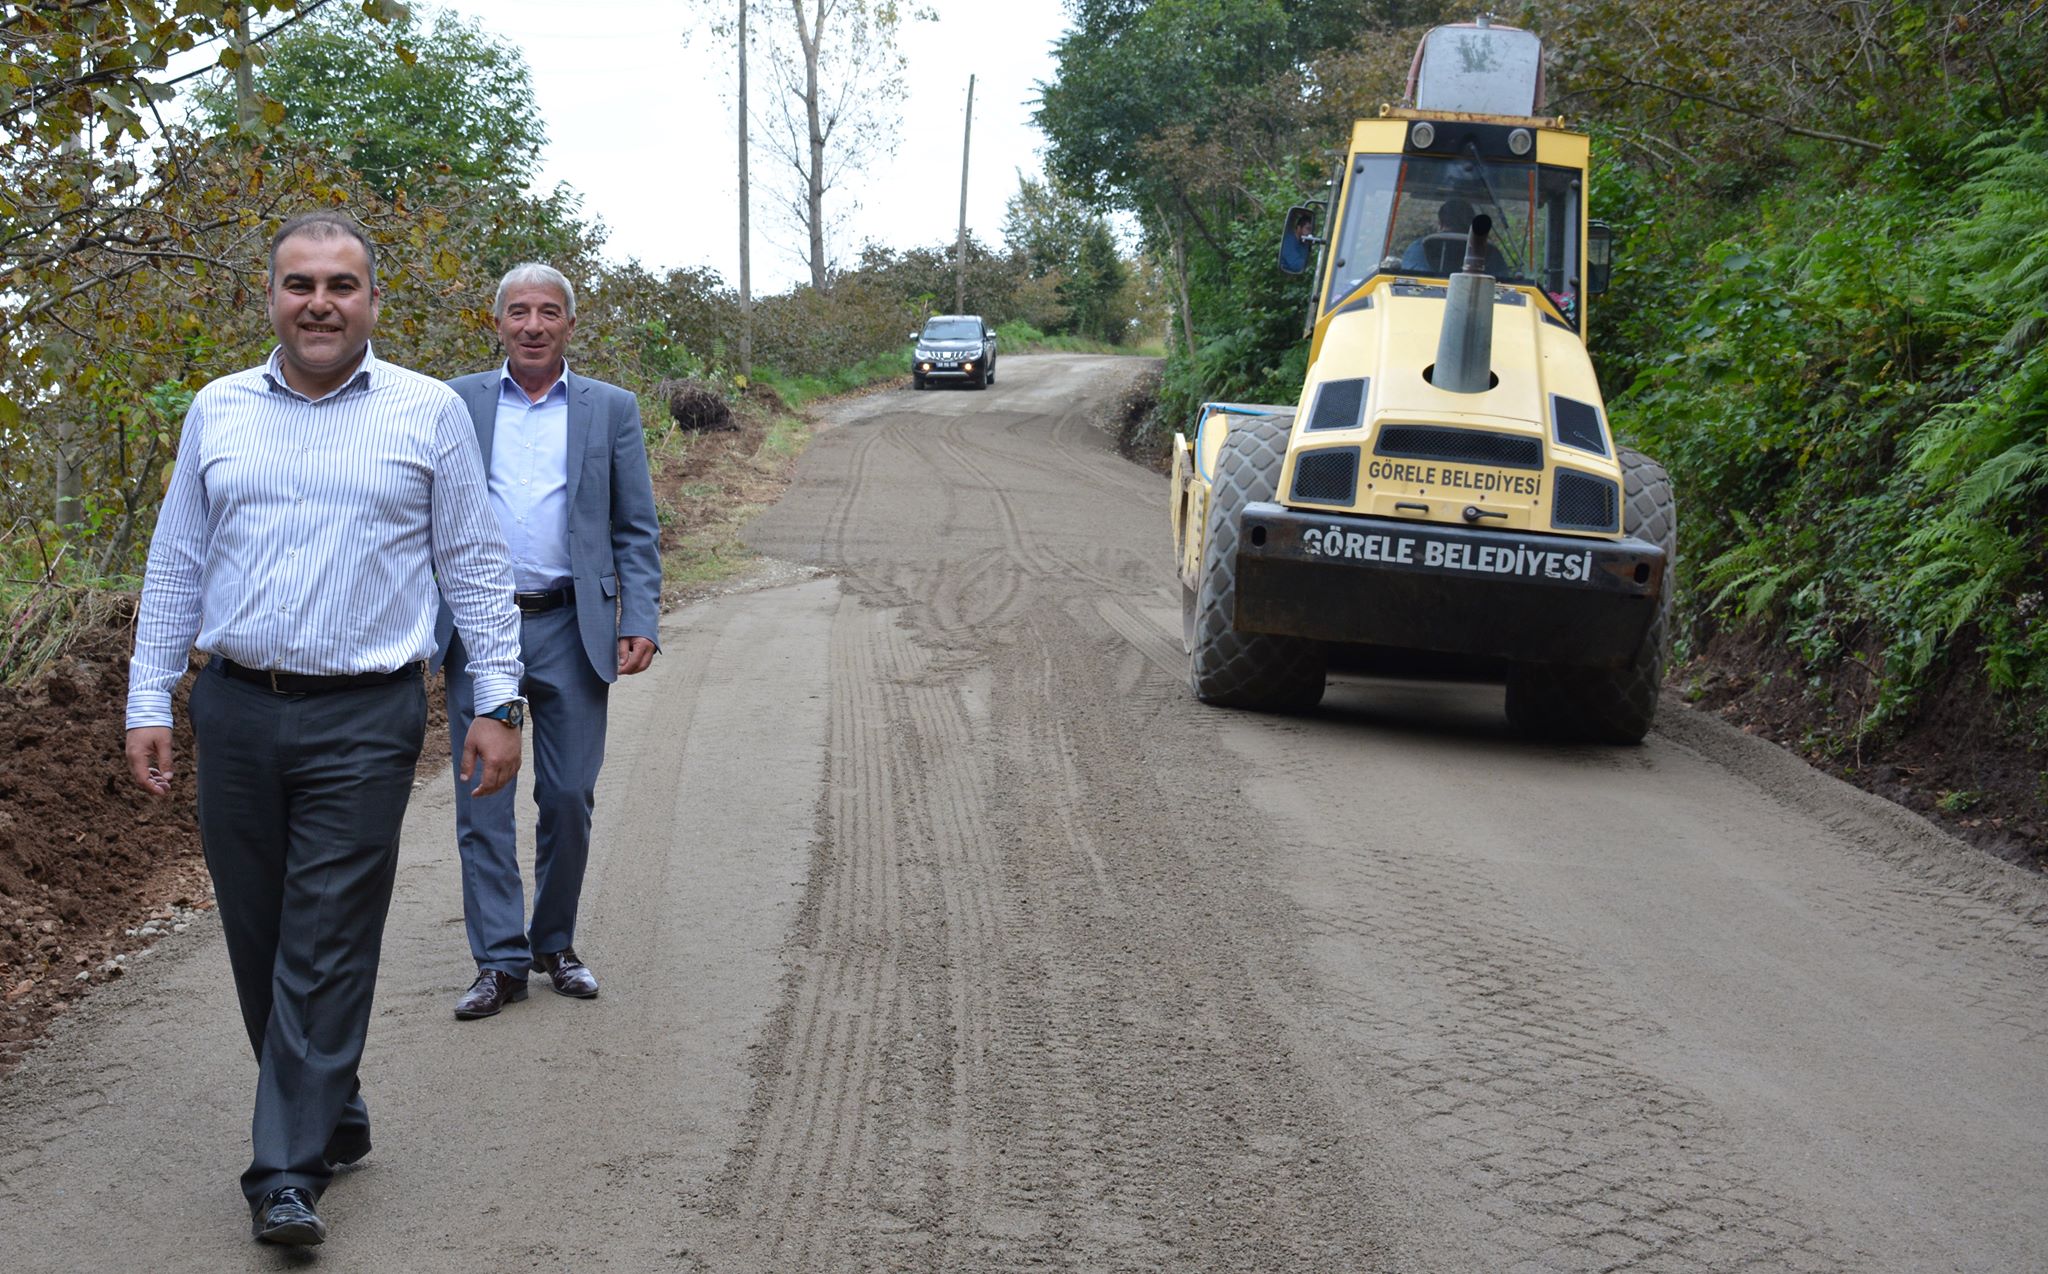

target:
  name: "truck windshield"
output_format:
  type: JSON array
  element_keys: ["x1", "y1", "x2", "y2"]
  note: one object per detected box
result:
[
  {"x1": 1323, "y1": 154, "x2": 1582, "y2": 326},
  {"x1": 922, "y1": 319, "x2": 982, "y2": 340}
]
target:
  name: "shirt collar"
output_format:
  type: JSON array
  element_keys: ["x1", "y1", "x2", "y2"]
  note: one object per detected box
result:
[
  {"x1": 498, "y1": 359, "x2": 571, "y2": 404},
  {"x1": 262, "y1": 342, "x2": 377, "y2": 401}
]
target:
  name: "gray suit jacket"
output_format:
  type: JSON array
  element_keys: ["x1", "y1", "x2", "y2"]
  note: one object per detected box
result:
[{"x1": 433, "y1": 368, "x2": 662, "y2": 684}]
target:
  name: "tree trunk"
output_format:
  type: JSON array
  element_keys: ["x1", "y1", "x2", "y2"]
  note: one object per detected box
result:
[
  {"x1": 52, "y1": 92, "x2": 86, "y2": 536},
  {"x1": 53, "y1": 412, "x2": 84, "y2": 533},
  {"x1": 232, "y1": 13, "x2": 259, "y2": 132},
  {"x1": 1161, "y1": 209, "x2": 1197, "y2": 360},
  {"x1": 797, "y1": 0, "x2": 828, "y2": 291}
]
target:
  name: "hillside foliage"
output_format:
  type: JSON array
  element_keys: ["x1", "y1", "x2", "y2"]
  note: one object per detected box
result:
[{"x1": 0, "y1": 0, "x2": 1147, "y2": 682}]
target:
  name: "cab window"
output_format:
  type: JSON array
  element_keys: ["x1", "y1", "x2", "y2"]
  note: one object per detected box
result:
[
  {"x1": 1322, "y1": 152, "x2": 1585, "y2": 328},
  {"x1": 1322, "y1": 155, "x2": 1400, "y2": 311}
]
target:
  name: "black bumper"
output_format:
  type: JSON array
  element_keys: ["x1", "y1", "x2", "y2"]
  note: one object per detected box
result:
[
  {"x1": 1233, "y1": 503, "x2": 1665, "y2": 667},
  {"x1": 913, "y1": 360, "x2": 987, "y2": 380}
]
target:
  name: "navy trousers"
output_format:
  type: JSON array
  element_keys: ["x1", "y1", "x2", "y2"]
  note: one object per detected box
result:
[
  {"x1": 445, "y1": 605, "x2": 610, "y2": 976},
  {"x1": 189, "y1": 662, "x2": 425, "y2": 1206}
]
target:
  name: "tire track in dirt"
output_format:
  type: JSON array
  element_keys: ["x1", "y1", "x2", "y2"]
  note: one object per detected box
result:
[
  {"x1": 928, "y1": 413, "x2": 1137, "y2": 607},
  {"x1": 730, "y1": 360, "x2": 1427, "y2": 1270},
  {"x1": 729, "y1": 355, "x2": 2048, "y2": 1272}
]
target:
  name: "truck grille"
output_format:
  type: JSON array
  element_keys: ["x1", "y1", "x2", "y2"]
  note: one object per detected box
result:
[
  {"x1": 1550, "y1": 394, "x2": 1608, "y2": 456},
  {"x1": 1375, "y1": 425, "x2": 1541, "y2": 470},
  {"x1": 1552, "y1": 469, "x2": 1619, "y2": 531},
  {"x1": 1291, "y1": 447, "x2": 1359, "y2": 505},
  {"x1": 1306, "y1": 377, "x2": 1367, "y2": 431}
]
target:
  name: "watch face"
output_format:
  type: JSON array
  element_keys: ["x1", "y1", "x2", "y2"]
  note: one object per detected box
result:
[{"x1": 504, "y1": 702, "x2": 525, "y2": 727}]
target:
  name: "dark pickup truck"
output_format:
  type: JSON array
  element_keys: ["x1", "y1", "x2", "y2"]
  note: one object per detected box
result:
[{"x1": 911, "y1": 315, "x2": 998, "y2": 390}]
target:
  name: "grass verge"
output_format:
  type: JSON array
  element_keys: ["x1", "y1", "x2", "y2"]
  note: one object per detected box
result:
[
  {"x1": 646, "y1": 400, "x2": 815, "y2": 605},
  {"x1": 747, "y1": 351, "x2": 907, "y2": 411},
  {"x1": 644, "y1": 356, "x2": 902, "y2": 603},
  {"x1": 996, "y1": 320, "x2": 1162, "y2": 357}
]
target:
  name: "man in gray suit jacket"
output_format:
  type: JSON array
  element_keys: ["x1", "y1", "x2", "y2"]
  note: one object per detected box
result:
[{"x1": 433, "y1": 262, "x2": 662, "y2": 1019}]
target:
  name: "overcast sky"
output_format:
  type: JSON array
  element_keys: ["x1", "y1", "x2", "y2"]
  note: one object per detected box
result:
[{"x1": 439, "y1": 0, "x2": 1075, "y2": 295}]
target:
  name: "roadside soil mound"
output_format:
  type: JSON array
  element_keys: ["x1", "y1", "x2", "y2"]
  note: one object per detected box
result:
[
  {"x1": 0, "y1": 608, "x2": 210, "y2": 1075},
  {"x1": 1681, "y1": 631, "x2": 2045, "y2": 871}
]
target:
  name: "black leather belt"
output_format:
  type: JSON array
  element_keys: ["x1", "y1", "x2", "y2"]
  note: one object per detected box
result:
[
  {"x1": 514, "y1": 584, "x2": 574, "y2": 614},
  {"x1": 215, "y1": 657, "x2": 423, "y2": 695}
]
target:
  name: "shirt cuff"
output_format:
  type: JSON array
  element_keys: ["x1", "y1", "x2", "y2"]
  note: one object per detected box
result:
[
  {"x1": 125, "y1": 695, "x2": 174, "y2": 731},
  {"x1": 467, "y1": 674, "x2": 523, "y2": 715}
]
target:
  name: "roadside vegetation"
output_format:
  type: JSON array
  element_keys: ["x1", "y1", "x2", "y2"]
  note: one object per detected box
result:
[
  {"x1": 1035, "y1": 0, "x2": 2047, "y2": 860},
  {"x1": 0, "y1": 1, "x2": 1157, "y2": 692}
]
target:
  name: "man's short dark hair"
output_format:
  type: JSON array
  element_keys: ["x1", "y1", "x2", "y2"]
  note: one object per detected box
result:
[
  {"x1": 269, "y1": 211, "x2": 379, "y2": 290},
  {"x1": 1438, "y1": 197, "x2": 1477, "y2": 231}
]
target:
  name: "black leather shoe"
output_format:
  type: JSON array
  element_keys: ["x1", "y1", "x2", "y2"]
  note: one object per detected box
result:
[
  {"x1": 532, "y1": 948, "x2": 599, "y2": 998},
  {"x1": 251, "y1": 1186, "x2": 325, "y2": 1246},
  {"x1": 454, "y1": 968, "x2": 529, "y2": 1019}
]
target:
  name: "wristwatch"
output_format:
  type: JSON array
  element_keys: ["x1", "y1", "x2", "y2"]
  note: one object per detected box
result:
[{"x1": 480, "y1": 699, "x2": 526, "y2": 728}]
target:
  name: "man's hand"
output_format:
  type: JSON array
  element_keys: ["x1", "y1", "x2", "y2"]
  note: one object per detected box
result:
[
  {"x1": 460, "y1": 717, "x2": 522, "y2": 797},
  {"x1": 618, "y1": 636, "x2": 656, "y2": 676},
  {"x1": 125, "y1": 727, "x2": 175, "y2": 798}
]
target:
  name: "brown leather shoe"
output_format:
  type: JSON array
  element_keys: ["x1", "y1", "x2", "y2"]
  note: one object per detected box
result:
[
  {"x1": 453, "y1": 968, "x2": 528, "y2": 1019},
  {"x1": 532, "y1": 948, "x2": 599, "y2": 998}
]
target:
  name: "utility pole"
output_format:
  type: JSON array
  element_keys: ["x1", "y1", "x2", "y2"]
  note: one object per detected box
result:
[
  {"x1": 953, "y1": 73, "x2": 974, "y2": 314},
  {"x1": 737, "y1": 0, "x2": 753, "y2": 378}
]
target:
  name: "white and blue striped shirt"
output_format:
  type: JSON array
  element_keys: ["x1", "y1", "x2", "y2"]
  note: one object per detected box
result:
[{"x1": 127, "y1": 345, "x2": 524, "y2": 728}]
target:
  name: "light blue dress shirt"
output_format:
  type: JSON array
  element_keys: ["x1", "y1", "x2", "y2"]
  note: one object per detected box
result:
[
  {"x1": 488, "y1": 362, "x2": 573, "y2": 592},
  {"x1": 127, "y1": 345, "x2": 524, "y2": 728}
]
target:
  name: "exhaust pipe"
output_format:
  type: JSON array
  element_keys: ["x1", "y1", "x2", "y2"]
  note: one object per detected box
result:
[{"x1": 1432, "y1": 213, "x2": 1495, "y2": 393}]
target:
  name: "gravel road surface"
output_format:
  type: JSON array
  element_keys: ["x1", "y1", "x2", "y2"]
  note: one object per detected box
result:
[{"x1": 2, "y1": 353, "x2": 2044, "y2": 1272}]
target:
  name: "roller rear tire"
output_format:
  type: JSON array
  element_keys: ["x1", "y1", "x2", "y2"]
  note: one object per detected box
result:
[
  {"x1": 1504, "y1": 446, "x2": 1675, "y2": 744},
  {"x1": 1187, "y1": 415, "x2": 1326, "y2": 711}
]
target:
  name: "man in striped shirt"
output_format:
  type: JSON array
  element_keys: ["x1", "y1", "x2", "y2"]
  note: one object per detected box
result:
[{"x1": 123, "y1": 210, "x2": 527, "y2": 1248}]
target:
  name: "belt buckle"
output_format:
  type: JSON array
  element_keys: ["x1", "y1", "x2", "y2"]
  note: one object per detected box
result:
[{"x1": 269, "y1": 669, "x2": 282, "y2": 693}]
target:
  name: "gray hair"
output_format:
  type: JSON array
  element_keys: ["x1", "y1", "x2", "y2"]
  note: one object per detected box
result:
[{"x1": 493, "y1": 262, "x2": 577, "y2": 319}]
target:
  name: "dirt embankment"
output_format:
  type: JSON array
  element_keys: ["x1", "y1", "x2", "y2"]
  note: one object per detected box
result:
[{"x1": 0, "y1": 614, "x2": 211, "y2": 1074}]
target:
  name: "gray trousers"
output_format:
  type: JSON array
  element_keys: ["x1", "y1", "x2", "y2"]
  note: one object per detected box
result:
[
  {"x1": 445, "y1": 605, "x2": 610, "y2": 976},
  {"x1": 189, "y1": 662, "x2": 425, "y2": 1206}
]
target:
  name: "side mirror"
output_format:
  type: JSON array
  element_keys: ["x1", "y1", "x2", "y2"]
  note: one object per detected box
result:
[
  {"x1": 1587, "y1": 222, "x2": 1614, "y2": 295},
  {"x1": 1279, "y1": 204, "x2": 1319, "y2": 275}
]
